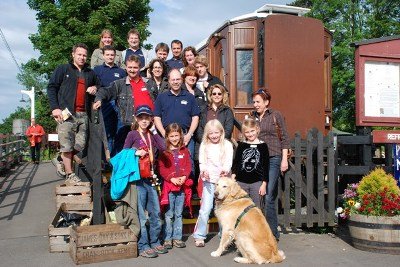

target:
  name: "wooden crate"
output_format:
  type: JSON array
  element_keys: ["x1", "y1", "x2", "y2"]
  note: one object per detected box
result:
[
  {"x1": 49, "y1": 203, "x2": 91, "y2": 253},
  {"x1": 69, "y1": 224, "x2": 138, "y2": 265},
  {"x1": 55, "y1": 182, "x2": 92, "y2": 212}
]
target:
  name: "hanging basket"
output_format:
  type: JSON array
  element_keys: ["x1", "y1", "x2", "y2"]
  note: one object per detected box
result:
[{"x1": 348, "y1": 214, "x2": 400, "y2": 255}]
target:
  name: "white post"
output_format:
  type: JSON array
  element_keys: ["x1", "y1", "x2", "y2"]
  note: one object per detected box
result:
[{"x1": 21, "y1": 86, "x2": 35, "y2": 119}]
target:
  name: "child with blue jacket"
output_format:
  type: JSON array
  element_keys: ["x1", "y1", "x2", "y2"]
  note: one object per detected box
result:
[{"x1": 123, "y1": 105, "x2": 166, "y2": 258}]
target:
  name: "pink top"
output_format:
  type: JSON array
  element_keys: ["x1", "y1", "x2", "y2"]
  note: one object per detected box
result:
[{"x1": 199, "y1": 139, "x2": 233, "y2": 183}]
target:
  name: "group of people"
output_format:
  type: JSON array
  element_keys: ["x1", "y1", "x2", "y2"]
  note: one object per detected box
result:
[{"x1": 46, "y1": 28, "x2": 290, "y2": 258}]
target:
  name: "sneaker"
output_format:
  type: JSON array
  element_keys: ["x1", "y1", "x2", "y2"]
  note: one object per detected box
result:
[
  {"x1": 163, "y1": 240, "x2": 173, "y2": 250},
  {"x1": 65, "y1": 173, "x2": 81, "y2": 186},
  {"x1": 51, "y1": 157, "x2": 65, "y2": 177},
  {"x1": 194, "y1": 238, "x2": 205, "y2": 247},
  {"x1": 173, "y1": 239, "x2": 186, "y2": 248},
  {"x1": 140, "y1": 248, "x2": 158, "y2": 258},
  {"x1": 153, "y1": 245, "x2": 168, "y2": 254}
]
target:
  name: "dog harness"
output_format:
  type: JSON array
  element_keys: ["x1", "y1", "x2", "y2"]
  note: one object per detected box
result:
[{"x1": 234, "y1": 204, "x2": 256, "y2": 229}]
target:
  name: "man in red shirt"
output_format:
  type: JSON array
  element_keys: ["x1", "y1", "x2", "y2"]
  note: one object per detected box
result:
[
  {"x1": 25, "y1": 118, "x2": 45, "y2": 164},
  {"x1": 47, "y1": 43, "x2": 100, "y2": 185},
  {"x1": 94, "y1": 55, "x2": 154, "y2": 156}
]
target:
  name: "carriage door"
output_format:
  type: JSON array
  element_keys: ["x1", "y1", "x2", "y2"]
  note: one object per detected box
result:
[
  {"x1": 212, "y1": 37, "x2": 225, "y2": 86},
  {"x1": 231, "y1": 22, "x2": 258, "y2": 139}
]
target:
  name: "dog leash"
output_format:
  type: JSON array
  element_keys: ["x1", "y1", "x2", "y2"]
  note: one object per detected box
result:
[{"x1": 234, "y1": 204, "x2": 256, "y2": 229}]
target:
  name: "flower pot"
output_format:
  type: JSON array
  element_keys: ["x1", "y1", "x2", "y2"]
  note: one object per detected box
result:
[{"x1": 348, "y1": 214, "x2": 400, "y2": 255}]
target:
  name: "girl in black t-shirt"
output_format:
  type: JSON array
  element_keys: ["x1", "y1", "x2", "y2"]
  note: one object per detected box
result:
[{"x1": 232, "y1": 118, "x2": 269, "y2": 209}]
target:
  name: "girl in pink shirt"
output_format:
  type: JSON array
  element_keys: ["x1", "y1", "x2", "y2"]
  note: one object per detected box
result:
[{"x1": 192, "y1": 119, "x2": 233, "y2": 247}]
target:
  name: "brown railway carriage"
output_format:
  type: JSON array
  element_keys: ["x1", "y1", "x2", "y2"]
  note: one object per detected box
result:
[{"x1": 196, "y1": 4, "x2": 332, "y2": 138}]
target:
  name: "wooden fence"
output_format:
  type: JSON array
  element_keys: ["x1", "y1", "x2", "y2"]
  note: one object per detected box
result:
[
  {"x1": 0, "y1": 135, "x2": 26, "y2": 171},
  {"x1": 277, "y1": 129, "x2": 337, "y2": 228}
]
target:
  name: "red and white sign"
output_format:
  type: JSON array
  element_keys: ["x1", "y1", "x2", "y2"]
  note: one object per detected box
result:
[{"x1": 372, "y1": 130, "x2": 400, "y2": 143}]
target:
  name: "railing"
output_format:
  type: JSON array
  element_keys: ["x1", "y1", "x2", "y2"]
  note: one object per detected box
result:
[
  {"x1": 0, "y1": 135, "x2": 26, "y2": 171},
  {"x1": 336, "y1": 127, "x2": 393, "y2": 176}
]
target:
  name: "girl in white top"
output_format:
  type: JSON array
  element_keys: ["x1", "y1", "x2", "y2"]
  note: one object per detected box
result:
[{"x1": 192, "y1": 119, "x2": 233, "y2": 247}]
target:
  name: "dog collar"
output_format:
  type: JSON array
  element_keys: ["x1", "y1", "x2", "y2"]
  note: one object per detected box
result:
[{"x1": 234, "y1": 204, "x2": 256, "y2": 229}]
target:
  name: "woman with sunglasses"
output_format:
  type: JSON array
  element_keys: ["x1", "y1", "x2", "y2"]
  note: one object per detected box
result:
[
  {"x1": 251, "y1": 88, "x2": 290, "y2": 242},
  {"x1": 196, "y1": 84, "x2": 234, "y2": 146}
]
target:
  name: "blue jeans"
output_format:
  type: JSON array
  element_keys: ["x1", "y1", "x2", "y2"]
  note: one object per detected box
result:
[
  {"x1": 164, "y1": 191, "x2": 185, "y2": 241},
  {"x1": 266, "y1": 156, "x2": 281, "y2": 239},
  {"x1": 193, "y1": 181, "x2": 215, "y2": 240},
  {"x1": 137, "y1": 179, "x2": 162, "y2": 252}
]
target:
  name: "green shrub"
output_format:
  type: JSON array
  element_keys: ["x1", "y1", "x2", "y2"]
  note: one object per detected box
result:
[{"x1": 357, "y1": 168, "x2": 400, "y2": 198}]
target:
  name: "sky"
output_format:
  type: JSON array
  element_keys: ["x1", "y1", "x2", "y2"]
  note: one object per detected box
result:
[{"x1": 0, "y1": 0, "x2": 291, "y2": 122}]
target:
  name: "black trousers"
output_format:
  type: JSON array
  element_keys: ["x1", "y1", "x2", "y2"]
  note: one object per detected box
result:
[{"x1": 30, "y1": 142, "x2": 41, "y2": 162}]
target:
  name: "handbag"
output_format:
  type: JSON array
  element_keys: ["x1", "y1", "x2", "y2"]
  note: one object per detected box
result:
[
  {"x1": 139, "y1": 154, "x2": 152, "y2": 178},
  {"x1": 138, "y1": 131, "x2": 154, "y2": 179}
]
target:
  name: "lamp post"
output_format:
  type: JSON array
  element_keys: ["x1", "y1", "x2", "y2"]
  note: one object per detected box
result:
[{"x1": 21, "y1": 86, "x2": 35, "y2": 119}]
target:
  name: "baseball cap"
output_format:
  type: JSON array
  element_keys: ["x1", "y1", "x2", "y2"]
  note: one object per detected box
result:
[{"x1": 135, "y1": 105, "x2": 153, "y2": 116}]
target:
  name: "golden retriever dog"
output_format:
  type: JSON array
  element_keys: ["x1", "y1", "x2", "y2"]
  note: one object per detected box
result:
[{"x1": 211, "y1": 177, "x2": 285, "y2": 264}]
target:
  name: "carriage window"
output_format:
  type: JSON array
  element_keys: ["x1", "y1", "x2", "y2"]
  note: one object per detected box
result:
[
  {"x1": 236, "y1": 50, "x2": 254, "y2": 106},
  {"x1": 221, "y1": 49, "x2": 225, "y2": 70}
]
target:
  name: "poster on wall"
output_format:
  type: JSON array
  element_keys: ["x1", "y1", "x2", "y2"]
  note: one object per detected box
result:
[
  {"x1": 364, "y1": 61, "x2": 400, "y2": 118},
  {"x1": 395, "y1": 144, "x2": 400, "y2": 186}
]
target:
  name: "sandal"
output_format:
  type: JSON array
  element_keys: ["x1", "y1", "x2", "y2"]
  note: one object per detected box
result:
[{"x1": 195, "y1": 239, "x2": 205, "y2": 247}]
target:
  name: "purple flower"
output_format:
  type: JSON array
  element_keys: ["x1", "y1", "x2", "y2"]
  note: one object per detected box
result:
[
  {"x1": 343, "y1": 188, "x2": 356, "y2": 199},
  {"x1": 350, "y1": 183, "x2": 359, "y2": 190}
]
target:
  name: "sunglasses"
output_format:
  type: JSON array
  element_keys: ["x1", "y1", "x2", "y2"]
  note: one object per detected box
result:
[
  {"x1": 257, "y1": 88, "x2": 267, "y2": 96},
  {"x1": 212, "y1": 92, "x2": 222, "y2": 96}
]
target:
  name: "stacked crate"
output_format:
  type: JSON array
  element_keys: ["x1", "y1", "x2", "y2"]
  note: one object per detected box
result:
[
  {"x1": 49, "y1": 182, "x2": 93, "y2": 253},
  {"x1": 49, "y1": 182, "x2": 138, "y2": 264},
  {"x1": 55, "y1": 182, "x2": 92, "y2": 213}
]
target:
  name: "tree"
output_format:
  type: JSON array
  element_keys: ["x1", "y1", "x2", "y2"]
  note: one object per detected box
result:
[
  {"x1": 0, "y1": 107, "x2": 30, "y2": 135},
  {"x1": 27, "y1": 0, "x2": 152, "y2": 75},
  {"x1": 2, "y1": 1, "x2": 152, "y2": 134},
  {"x1": 290, "y1": 0, "x2": 400, "y2": 132}
]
